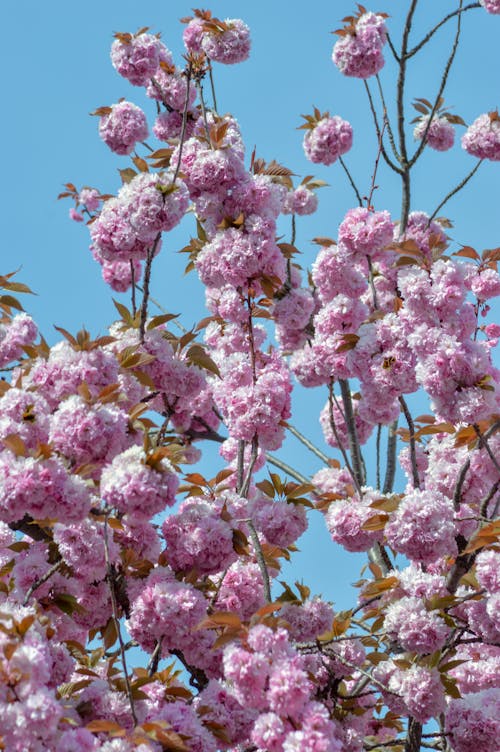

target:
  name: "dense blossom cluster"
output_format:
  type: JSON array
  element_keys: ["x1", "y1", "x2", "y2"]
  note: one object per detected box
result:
[
  {"x1": 462, "y1": 112, "x2": 500, "y2": 161},
  {"x1": 332, "y1": 11, "x2": 388, "y2": 78},
  {"x1": 413, "y1": 114, "x2": 455, "y2": 151},
  {"x1": 303, "y1": 115, "x2": 353, "y2": 165},
  {"x1": 2, "y1": 3, "x2": 500, "y2": 751}
]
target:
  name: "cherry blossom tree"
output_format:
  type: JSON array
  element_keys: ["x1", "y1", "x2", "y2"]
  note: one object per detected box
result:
[{"x1": 1, "y1": 3, "x2": 500, "y2": 751}]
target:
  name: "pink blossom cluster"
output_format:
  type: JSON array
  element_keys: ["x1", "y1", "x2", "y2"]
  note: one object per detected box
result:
[
  {"x1": 183, "y1": 16, "x2": 251, "y2": 64},
  {"x1": 0, "y1": 605, "x2": 75, "y2": 750},
  {"x1": 373, "y1": 659, "x2": 445, "y2": 722},
  {"x1": 110, "y1": 31, "x2": 164, "y2": 86},
  {"x1": 332, "y1": 12, "x2": 388, "y2": 79},
  {"x1": 127, "y1": 567, "x2": 219, "y2": 674},
  {"x1": 0, "y1": 312, "x2": 38, "y2": 368},
  {"x1": 212, "y1": 349, "x2": 292, "y2": 450},
  {"x1": 445, "y1": 689, "x2": 500, "y2": 752},
  {"x1": 480, "y1": 0, "x2": 500, "y2": 13},
  {"x1": 100, "y1": 445, "x2": 179, "y2": 520},
  {"x1": 385, "y1": 488, "x2": 457, "y2": 564},
  {"x1": 161, "y1": 497, "x2": 237, "y2": 574},
  {"x1": 462, "y1": 112, "x2": 500, "y2": 161},
  {"x1": 303, "y1": 116, "x2": 353, "y2": 165},
  {"x1": 98, "y1": 100, "x2": 149, "y2": 155},
  {"x1": 0, "y1": 451, "x2": 91, "y2": 524},
  {"x1": 325, "y1": 487, "x2": 385, "y2": 552},
  {"x1": 413, "y1": 115, "x2": 455, "y2": 151},
  {"x1": 223, "y1": 625, "x2": 344, "y2": 751}
]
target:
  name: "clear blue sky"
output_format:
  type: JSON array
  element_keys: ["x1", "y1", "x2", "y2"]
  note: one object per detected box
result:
[{"x1": 2, "y1": 1, "x2": 499, "y2": 609}]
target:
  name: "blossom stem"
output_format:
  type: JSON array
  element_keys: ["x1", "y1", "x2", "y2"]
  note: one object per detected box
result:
[
  {"x1": 406, "y1": 3, "x2": 481, "y2": 60},
  {"x1": 130, "y1": 261, "x2": 136, "y2": 316},
  {"x1": 399, "y1": 396, "x2": 420, "y2": 488},
  {"x1": 339, "y1": 156, "x2": 363, "y2": 206},
  {"x1": 139, "y1": 234, "x2": 161, "y2": 343},
  {"x1": 247, "y1": 519, "x2": 272, "y2": 603},
  {"x1": 103, "y1": 515, "x2": 137, "y2": 726},
  {"x1": 172, "y1": 61, "x2": 193, "y2": 184},
  {"x1": 286, "y1": 423, "x2": 331, "y2": 464},
  {"x1": 428, "y1": 160, "x2": 483, "y2": 224},
  {"x1": 265, "y1": 453, "x2": 310, "y2": 485},
  {"x1": 208, "y1": 61, "x2": 218, "y2": 113},
  {"x1": 409, "y1": 0, "x2": 464, "y2": 170},
  {"x1": 364, "y1": 81, "x2": 403, "y2": 175},
  {"x1": 382, "y1": 419, "x2": 398, "y2": 494},
  {"x1": 22, "y1": 560, "x2": 63, "y2": 607},
  {"x1": 339, "y1": 379, "x2": 366, "y2": 488}
]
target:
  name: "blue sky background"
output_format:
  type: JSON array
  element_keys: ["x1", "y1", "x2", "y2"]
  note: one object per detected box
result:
[{"x1": 2, "y1": 1, "x2": 500, "y2": 611}]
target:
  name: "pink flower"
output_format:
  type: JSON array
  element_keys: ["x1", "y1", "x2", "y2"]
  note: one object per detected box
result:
[
  {"x1": 78, "y1": 187, "x2": 100, "y2": 211},
  {"x1": 338, "y1": 207, "x2": 393, "y2": 259},
  {"x1": 280, "y1": 599, "x2": 334, "y2": 641},
  {"x1": 462, "y1": 112, "x2": 500, "y2": 161},
  {"x1": 303, "y1": 116, "x2": 353, "y2": 165},
  {"x1": 480, "y1": 0, "x2": 500, "y2": 13},
  {"x1": 385, "y1": 488, "x2": 457, "y2": 564},
  {"x1": 49, "y1": 394, "x2": 132, "y2": 471},
  {"x1": 0, "y1": 312, "x2": 38, "y2": 368},
  {"x1": 98, "y1": 101, "x2": 148, "y2": 155},
  {"x1": 282, "y1": 185, "x2": 319, "y2": 215},
  {"x1": 201, "y1": 18, "x2": 251, "y2": 64},
  {"x1": 100, "y1": 257, "x2": 142, "y2": 292},
  {"x1": 0, "y1": 453, "x2": 91, "y2": 524},
  {"x1": 414, "y1": 115, "x2": 455, "y2": 151},
  {"x1": 470, "y1": 266, "x2": 500, "y2": 300},
  {"x1": 325, "y1": 489, "x2": 384, "y2": 552},
  {"x1": 445, "y1": 689, "x2": 500, "y2": 752},
  {"x1": 100, "y1": 445, "x2": 178, "y2": 520},
  {"x1": 383, "y1": 596, "x2": 449, "y2": 654},
  {"x1": 69, "y1": 207, "x2": 84, "y2": 222},
  {"x1": 110, "y1": 31, "x2": 163, "y2": 86},
  {"x1": 161, "y1": 498, "x2": 237, "y2": 574},
  {"x1": 332, "y1": 12, "x2": 387, "y2": 79}
]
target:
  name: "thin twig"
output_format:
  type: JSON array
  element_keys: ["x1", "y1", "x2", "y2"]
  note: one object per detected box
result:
[
  {"x1": 382, "y1": 418, "x2": 398, "y2": 494},
  {"x1": 139, "y1": 237, "x2": 159, "y2": 344},
  {"x1": 339, "y1": 156, "x2": 363, "y2": 206},
  {"x1": 367, "y1": 114, "x2": 387, "y2": 208},
  {"x1": 407, "y1": 3, "x2": 481, "y2": 59},
  {"x1": 339, "y1": 379, "x2": 366, "y2": 488},
  {"x1": 23, "y1": 560, "x2": 63, "y2": 606},
  {"x1": 363, "y1": 81, "x2": 403, "y2": 175},
  {"x1": 409, "y1": 0, "x2": 464, "y2": 169},
  {"x1": 366, "y1": 255, "x2": 379, "y2": 309},
  {"x1": 453, "y1": 458, "x2": 471, "y2": 509},
  {"x1": 473, "y1": 422, "x2": 500, "y2": 478},
  {"x1": 265, "y1": 453, "x2": 310, "y2": 485},
  {"x1": 399, "y1": 396, "x2": 420, "y2": 489},
  {"x1": 375, "y1": 75, "x2": 399, "y2": 163},
  {"x1": 130, "y1": 261, "x2": 136, "y2": 317},
  {"x1": 172, "y1": 61, "x2": 193, "y2": 184},
  {"x1": 208, "y1": 61, "x2": 218, "y2": 112},
  {"x1": 376, "y1": 424, "x2": 382, "y2": 490},
  {"x1": 247, "y1": 520, "x2": 272, "y2": 603},
  {"x1": 236, "y1": 439, "x2": 245, "y2": 493},
  {"x1": 103, "y1": 516, "x2": 137, "y2": 726},
  {"x1": 428, "y1": 160, "x2": 483, "y2": 223},
  {"x1": 397, "y1": 0, "x2": 419, "y2": 231},
  {"x1": 147, "y1": 639, "x2": 162, "y2": 676},
  {"x1": 240, "y1": 436, "x2": 259, "y2": 497},
  {"x1": 385, "y1": 32, "x2": 400, "y2": 63},
  {"x1": 287, "y1": 423, "x2": 331, "y2": 464},
  {"x1": 328, "y1": 382, "x2": 362, "y2": 495}
]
